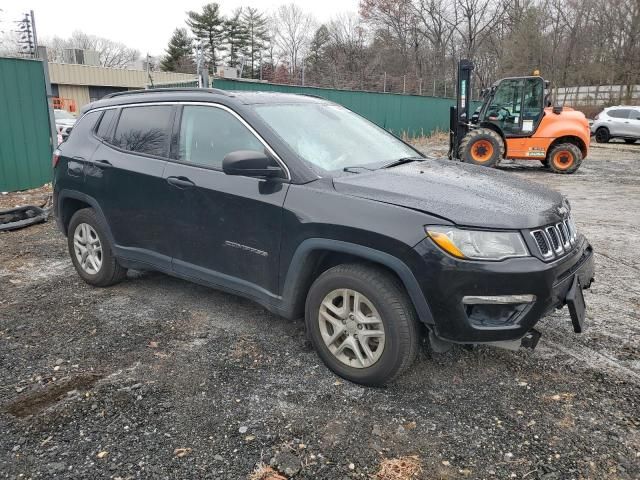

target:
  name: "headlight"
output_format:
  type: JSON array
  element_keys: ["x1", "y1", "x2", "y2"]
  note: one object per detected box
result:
[{"x1": 426, "y1": 226, "x2": 529, "y2": 261}]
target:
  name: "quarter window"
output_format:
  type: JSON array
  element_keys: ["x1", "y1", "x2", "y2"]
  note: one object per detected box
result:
[
  {"x1": 113, "y1": 105, "x2": 173, "y2": 157},
  {"x1": 178, "y1": 105, "x2": 264, "y2": 168},
  {"x1": 95, "y1": 109, "x2": 117, "y2": 140}
]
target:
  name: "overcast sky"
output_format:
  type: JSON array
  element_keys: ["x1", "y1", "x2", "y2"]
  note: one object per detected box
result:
[{"x1": 0, "y1": 0, "x2": 360, "y2": 57}]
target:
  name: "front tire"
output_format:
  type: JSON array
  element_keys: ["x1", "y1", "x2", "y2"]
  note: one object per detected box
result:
[
  {"x1": 547, "y1": 143, "x2": 583, "y2": 174},
  {"x1": 305, "y1": 264, "x2": 419, "y2": 386},
  {"x1": 459, "y1": 128, "x2": 504, "y2": 167},
  {"x1": 595, "y1": 127, "x2": 610, "y2": 143},
  {"x1": 68, "y1": 208, "x2": 127, "y2": 287}
]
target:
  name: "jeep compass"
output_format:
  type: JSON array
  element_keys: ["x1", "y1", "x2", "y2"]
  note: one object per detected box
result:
[{"x1": 53, "y1": 89, "x2": 595, "y2": 386}]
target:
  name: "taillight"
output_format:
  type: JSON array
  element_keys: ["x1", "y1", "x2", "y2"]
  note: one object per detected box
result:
[{"x1": 52, "y1": 149, "x2": 61, "y2": 168}]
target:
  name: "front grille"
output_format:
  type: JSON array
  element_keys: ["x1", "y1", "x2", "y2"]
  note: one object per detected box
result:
[
  {"x1": 530, "y1": 216, "x2": 578, "y2": 261},
  {"x1": 532, "y1": 231, "x2": 550, "y2": 255},
  {"x1": 546, "y1": 226, "x2": 561, "y2": 251}
]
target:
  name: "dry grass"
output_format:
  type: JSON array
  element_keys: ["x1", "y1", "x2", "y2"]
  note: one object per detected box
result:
[
  {"x1": 403, "y1": 129, "x2": 449, "y2": 146},
  {"x1": 375, "y1": 456, "x2": 423, "y2": 480},
  {"x1": 248, "y1": 463, "x2": 287, "y2": 480}
]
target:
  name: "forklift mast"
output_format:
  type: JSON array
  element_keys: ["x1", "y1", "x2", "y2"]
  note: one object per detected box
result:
[{"x1": 449, "y1": 59, "x2": 474, "y2": 159}]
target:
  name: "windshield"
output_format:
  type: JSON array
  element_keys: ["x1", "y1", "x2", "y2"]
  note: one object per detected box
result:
[
  {"x1": 55, "y1": 110, "x2": 75, "y2": 120},
  {"x1": 253, "y1": 103, "x2": 419, "y2": 171}
]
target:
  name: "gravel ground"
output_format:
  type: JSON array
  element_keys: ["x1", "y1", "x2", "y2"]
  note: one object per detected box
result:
[{"x1": 1, "y1": 143, "x2": 639, "y2": 479}]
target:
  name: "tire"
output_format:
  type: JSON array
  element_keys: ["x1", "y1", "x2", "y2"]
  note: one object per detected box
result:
[
  {"x1": 547, "y1": 143, "x2": 583, "y2": 174},
  {"x1": 624, "y1": 139, "x2": 637, "y2": 144},
  {"x1": 305, "y1": 264, "x2": 419, "y2": 387},
  {"x1": 595, "y1": 127, "x2": 610, "y2": 143},
  {"x1": 67, "y1": 208, "x2": 127, "y2": 287},
  {"x1": 459, "y1": 128, "x2": 504, "y2": 167}
]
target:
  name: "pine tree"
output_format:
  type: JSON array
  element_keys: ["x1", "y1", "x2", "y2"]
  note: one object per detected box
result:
[
  {"x1": 186, "y1": 3, "x2": 226, "y2": 72},
  {"x1": 224, "y1": 8, "x2": 250, "y2": 69},
  {"x1": 160, "y1": 28, "x2": 194, "y2": 73},
  {"x1": 241, "y1": 7, "x2": 270, "y2": 79}
]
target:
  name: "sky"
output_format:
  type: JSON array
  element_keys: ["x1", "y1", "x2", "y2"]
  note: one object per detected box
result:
[{"x1": 0, "y1": 0, "x2": 360, "y2": 57}]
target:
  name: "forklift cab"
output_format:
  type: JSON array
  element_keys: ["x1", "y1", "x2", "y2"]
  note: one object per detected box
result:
[{"x1": 472, "y1": 76, "x2": 549, "y2": 137}]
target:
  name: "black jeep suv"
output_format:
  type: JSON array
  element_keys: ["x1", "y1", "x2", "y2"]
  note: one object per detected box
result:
[{"x1": 53, "y1": 89, "x2": 595, "y2": 386}]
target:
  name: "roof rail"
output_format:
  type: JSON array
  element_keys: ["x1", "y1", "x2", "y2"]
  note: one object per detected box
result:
[{"x1": 104, "y1": 88, "x2": 231, "y2": 99}]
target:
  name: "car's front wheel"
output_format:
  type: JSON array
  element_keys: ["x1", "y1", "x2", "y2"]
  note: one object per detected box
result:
[
  {"x1": 67, "y1": 208, "x2": 127, "y2": 287},
  {"x1": 595, "y1": 127, "x2": 610, "y2": 143},
  {"x1": 305, "y1": 264, "x2": 419, "y2": 386}
]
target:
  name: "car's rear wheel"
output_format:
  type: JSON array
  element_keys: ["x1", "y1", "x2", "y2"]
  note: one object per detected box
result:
[
  {"x1": 68, "y1": 208, "x2": 127, "y2": 287},
  {"x1": 595, "y1": 127, "x2": 610, "y2": 143},
  {"x1": 547, "y1": 143, "x2": 583, "y2": 174},
  {"x1": 305, "y1": 264, "x2": 419, "y2": 386},
  {"x1": 624, "y1": 138, "x2": 637, "y2": 144}
]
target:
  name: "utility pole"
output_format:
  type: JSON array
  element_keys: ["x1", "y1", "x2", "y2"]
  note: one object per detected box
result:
[
  {"x1": 383, "y1": 72, "x2": 387, "y2": 93},
  {"x1": 16, "y1": 12, "x2": 36, "y2": 57},
  {"x1": 403, "y1": 75, "x2": 406, "y2": 94}
]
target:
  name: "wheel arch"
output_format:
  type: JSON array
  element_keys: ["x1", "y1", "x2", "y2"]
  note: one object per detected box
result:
[
  {"x1": 547, "y1": 135, "x2": 587, "y2": 159},
  {"x1": 280, "y1": 239, "x2": 435, "y2": 326},
  {"x1": 57, "y1": 190, "x2": 114, "y2": 243}
]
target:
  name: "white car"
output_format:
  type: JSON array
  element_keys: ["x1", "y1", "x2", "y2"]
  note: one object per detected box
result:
[
  {"x1": 591, "y1": 106, "x2": 640, "y2": 144},
  {"x1": 54, "y1": 109, "x2": 76, "y2": 141}
]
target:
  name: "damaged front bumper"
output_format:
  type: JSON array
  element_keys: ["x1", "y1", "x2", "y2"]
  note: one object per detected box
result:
[{"x1": 413, "y1": 235, "x2": 595, "y2": 346}]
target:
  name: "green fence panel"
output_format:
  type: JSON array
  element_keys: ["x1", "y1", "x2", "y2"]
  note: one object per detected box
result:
[
  {"x1": 151, "y1": 77, "x2": 482, "y2": 138},
  {"x1": 211, "y1": 78, "x2": 463, "y2": 137},
  {"x1": 0, "y1": 57, "x2": 53, "y2": 192}
]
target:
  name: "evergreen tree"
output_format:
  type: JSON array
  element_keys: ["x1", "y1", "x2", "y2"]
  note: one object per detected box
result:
[
  {"x1": 241, "y1": 7, "x2": 270, "y2": 79},
  {"x1": 224, "y1": 8, "x2": 250, "y2": 69},
  {"x1": 160, "y1": 28, "x2": 194, "y2": 73},
  {"x1": 186, "y1": 3, "x2": 226, "y2": 71}
]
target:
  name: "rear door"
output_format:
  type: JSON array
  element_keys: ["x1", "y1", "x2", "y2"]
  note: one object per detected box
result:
[
  {"x1": 605, "y1": 109, "x2": 632, "y2": 136},
  {"x1": 163, "y1": 104, "x2": 289, "y2": 295},
  {"x1": 626, "y1": 109, "x2": 640, "y2": 138},
  {"x1": 87, "y1": 104, "x2": 176, "y2": 267}
]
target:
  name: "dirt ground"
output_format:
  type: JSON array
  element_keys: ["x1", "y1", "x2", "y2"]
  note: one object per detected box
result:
[{"x1": 1, "y1": 142, "x2": 639, "y2": 480}]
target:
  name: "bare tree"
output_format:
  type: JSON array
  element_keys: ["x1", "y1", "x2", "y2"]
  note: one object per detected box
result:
[
  {"x1": 43, "y1": 31, "x2": 140, "y2": 68},
  {"x1": 274, "y1": 3, "x2": 315, "y2": 75}
]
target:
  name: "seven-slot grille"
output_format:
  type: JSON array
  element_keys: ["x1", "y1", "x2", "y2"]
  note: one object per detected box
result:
[{"x1": 530, "y1": 218, "x2": 577, "y2": 260}]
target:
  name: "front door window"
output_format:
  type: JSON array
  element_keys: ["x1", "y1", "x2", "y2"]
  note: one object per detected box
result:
[{"x1": 484, "y1": 78, "x2": 543, "y2": 135}]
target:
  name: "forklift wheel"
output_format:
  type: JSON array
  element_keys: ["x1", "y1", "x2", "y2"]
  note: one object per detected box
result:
[
  {"x1": 547, "y1": 143, "x2": 582, "y2": 174},
  {"x1": 459, "y1": 129, "x2": 504, "y2": 167}
]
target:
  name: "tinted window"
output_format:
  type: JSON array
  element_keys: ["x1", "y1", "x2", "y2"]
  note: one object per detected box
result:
[
  {"x1": 631, "y1": 110, "x2": 640, "y2": 120},
  {"x1": 178, "y1": 106, "x2": 263, "y2": 168},
  {"x1": 608, "y1": 109, "x2": 631, "y2": 119},
  {"x1": 95, "y1": 109, "x2": 117, "y2": 140},
  {"x1": 114, "y1": 106, "x2": 173, "y2": 157}
]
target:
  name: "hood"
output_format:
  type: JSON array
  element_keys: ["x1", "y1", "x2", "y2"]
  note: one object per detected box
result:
[{"x1": 332, "y1": 159, "x2": 567, "y2": 229}]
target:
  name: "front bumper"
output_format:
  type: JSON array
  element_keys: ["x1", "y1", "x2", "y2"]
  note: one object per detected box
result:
[{"x1": 413, "y1": 235, "x2": 595, "y2": 343}]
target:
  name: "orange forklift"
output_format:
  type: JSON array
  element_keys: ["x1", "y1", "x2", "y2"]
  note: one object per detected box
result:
[{"x1": 449, "y1": 59, "x2": 591, "y2": 173}]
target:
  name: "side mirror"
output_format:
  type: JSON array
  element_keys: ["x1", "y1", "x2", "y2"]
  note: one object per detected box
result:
[
  {"x1": 552, "y1": 104, "x2": 563, "y2": 114},
  {"x1": 222, "y1": 150, "x2": 284, "y2": 179}
]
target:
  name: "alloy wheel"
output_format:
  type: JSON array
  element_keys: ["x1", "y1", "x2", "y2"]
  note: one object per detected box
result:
[
  {"x1": 318, "y1": 288, "x2": 385, "y2": 368},
  {"x1": 73, "y1": 223, "x2": 103, "y2": 275}
]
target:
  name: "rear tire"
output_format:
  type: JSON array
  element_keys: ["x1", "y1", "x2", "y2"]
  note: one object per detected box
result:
[
  {"x1": 624, "y1": 139, "x2": 637, "y2": 144},
  {"x1": 67, "y1": 208, "x2": 127, "y2": 287},
  {"x1": 305, "y1": 264, "x2": 419, "y2": 387},
  {"x1": 547, "y1": 143, "x2": 583, "y2": 174},
  {"x1": 459, "y1": 128, "x2": 504, "y2": 167},
  {"x1": 595, "y1": 127, "x2": 610, "y2": 143}
]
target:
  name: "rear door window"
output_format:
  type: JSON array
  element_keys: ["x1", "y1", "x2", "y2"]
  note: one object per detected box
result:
[
  {"x1": 113, "y1": 105, "x2": 174, "y2": 157},
  {"x1": 178, "y1": 105, "x2": 264, "y2": 169}
]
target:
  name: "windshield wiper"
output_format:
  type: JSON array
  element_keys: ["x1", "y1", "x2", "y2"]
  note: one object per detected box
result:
[
  {"x1": 343, "y1": 165, "x2": 375, "y2": 173},
  {"x1": 381, "y1": 156, "x2": 425, "y2": 169}
]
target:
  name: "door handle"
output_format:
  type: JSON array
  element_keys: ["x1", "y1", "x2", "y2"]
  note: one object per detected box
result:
[
  {"x1": 167, "y1": 176, "x2": 195, "y2": 188},
  {"x1": 94, "y1": 159, "x2": 113, "y2": 169}
]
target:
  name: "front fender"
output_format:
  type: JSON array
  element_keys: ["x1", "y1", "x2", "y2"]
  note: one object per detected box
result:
[{"x1": 280, "y1": 238, "x2": 435, "y2": 325}]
